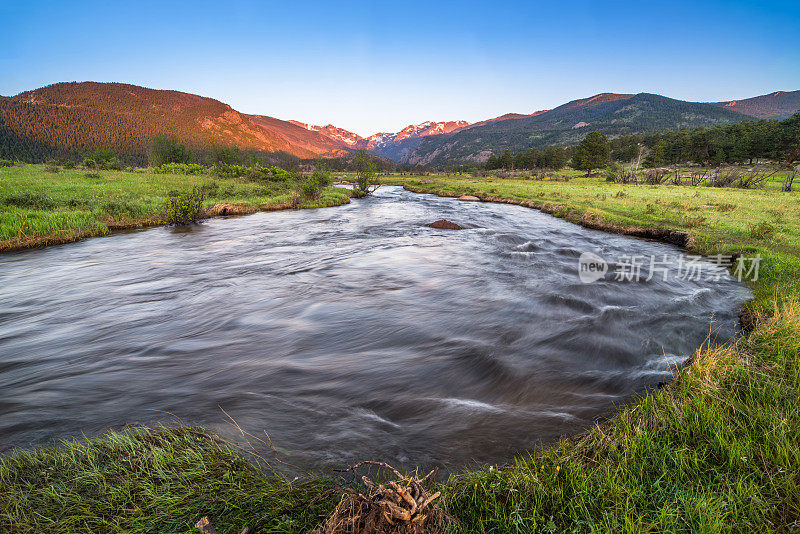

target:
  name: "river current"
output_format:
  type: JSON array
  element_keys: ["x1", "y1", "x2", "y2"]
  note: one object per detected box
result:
[{"x1": 0, "y1": 186, "x2": 751, "y2": 471}]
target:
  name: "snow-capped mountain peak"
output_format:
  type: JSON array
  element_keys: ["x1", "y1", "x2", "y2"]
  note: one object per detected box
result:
[
  {"x1": 287, "y1": 121, "x2": 364, "y2": 145},
  {"x1": 288, "y1": 118, "x2": 473, "y2": 151}
]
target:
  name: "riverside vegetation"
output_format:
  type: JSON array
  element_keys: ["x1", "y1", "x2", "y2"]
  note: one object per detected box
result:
[
  {"x1": 0, "y1": 161, "x2": 350, "y2": 252},
  {"x1": 1, "y1": 161, "x2": 799, "y2": 532}
]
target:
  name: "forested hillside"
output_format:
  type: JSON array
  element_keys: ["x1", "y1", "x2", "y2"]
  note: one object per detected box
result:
[
  {"x1": 712, "y1": 90, "x2": 800, "y2": 119},
  {"x1": 402, "y1": 93, "x2": 753, "y2": 167},
  {"x1": 0, "y1": 82, "x2": 347, "y2": 164},
  {"x1": 482, "y1": 112, "x2": 800, "y2": 171}
]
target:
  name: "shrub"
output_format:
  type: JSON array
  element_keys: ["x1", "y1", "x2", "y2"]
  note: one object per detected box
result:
[
  {"x1": 152, "y1": 163, "x2": 207, "y2": 175},
  {"x1": 299, "y1": 179, "x2": 319, "y2": 199},
  {"x1": 45, "y1": 160, "x2": 60, "y2": 173},
  {"x1": 63, "y1": 160, "x2": 76, "y2": 169},
  {"x1": 98, "y1": 157, "x2": 122, "y2": 171},
  {"x1": 644, "y1": 168, "x2": 670, "y2": 185},
  {"x1": 164, "y1": 187, "x2": 205, "y2": 224},
  {"x1": 353, "y1": 151, "x2": 378, "y2": 198},
  {"x1": 0, "y1": 159, "x2": 13, "y2": 167},
  {"x1": 81, "y1": 149, "x2": 119, "y2": 170},
  {"x1": 214, "y1": 164, "x2": 247, "y2": 178},
  {"x1": 299, "y1": 164, "x2": 332, "y2": 199},
  {"x1": 782, "y1": 171, "x2": 796, "y2": 192},
  {"x1": 151, "y1": 135, "x2": 192, "y2": 165},
  {"x1": 87, "y1": 148, "x2": 116, "y2": 162},
  {"x1": 246, "y1": 165, "x2": 271, "y2": 181},
  {"x1": 270, "y1": 166, "x2": 291, "y2": 181},
  {"x1": 605, "y1": 164, "x2": 619, "y2": 182},
  {"x1": 3, "y1": 192, "x2": 56, "y2": 209},
  {"x1": 311, "y1": 165, "x2": 331, "y2": 188}
]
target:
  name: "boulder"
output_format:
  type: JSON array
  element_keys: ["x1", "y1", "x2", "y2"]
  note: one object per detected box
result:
[
  {"x1": 458, "y1": 195, "x2": 481, "y2": 201},
  {"x1": 427, "y1": 219, "x2": 465, "y2": 230}
]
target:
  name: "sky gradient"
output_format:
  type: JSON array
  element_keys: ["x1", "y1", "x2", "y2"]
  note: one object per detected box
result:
[{"x1": 1, "y1": 0, "x2": 799, "y2": 137}]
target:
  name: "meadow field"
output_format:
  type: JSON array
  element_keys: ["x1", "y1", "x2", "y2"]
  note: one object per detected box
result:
[
  {"x1": 1, "y1": 165, "x2": 799, "y2": 532},
  {"x1": 0, "y1": 164, "x2": 351, "y2": 252}
]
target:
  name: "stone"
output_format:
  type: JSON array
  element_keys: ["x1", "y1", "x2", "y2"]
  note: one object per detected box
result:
[{"x1": 427, "y1": 219, "x2": 465, "y2": 230}]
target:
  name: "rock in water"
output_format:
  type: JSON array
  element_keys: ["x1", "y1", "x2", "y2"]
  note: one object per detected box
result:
[
  {"x1": 427, "y1": 219, "x2": 465, "y2": 230},
  {"x1": 458, "y1": 195, "x2": 481, "y2": 201}
]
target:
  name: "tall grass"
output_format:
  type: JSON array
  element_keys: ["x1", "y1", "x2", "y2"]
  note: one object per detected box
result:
[{"x1": 0, "y1": 427, "x2": 335, "y2": 533}]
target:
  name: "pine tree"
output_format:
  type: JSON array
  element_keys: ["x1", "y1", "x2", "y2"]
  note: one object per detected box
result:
[{"x1": 573, "y1": 132, "x2": 610, "y2": 175}]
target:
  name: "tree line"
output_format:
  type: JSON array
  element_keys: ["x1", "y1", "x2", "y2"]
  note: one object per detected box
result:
[
  {"x1": 485, "y1": 145, "x2": 572, "y2": 171},
  {"x1": 479, "y1": 112, "x2": 800, "y2": 172}
]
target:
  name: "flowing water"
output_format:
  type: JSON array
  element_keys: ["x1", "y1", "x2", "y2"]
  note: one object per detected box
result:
[{"x1": 0, "y1": 186, "x2": 751, "y2": 471}]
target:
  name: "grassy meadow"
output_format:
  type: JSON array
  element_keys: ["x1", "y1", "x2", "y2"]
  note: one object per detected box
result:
[
  {"x1": 1, "y1": 164, "x2": 800, "y2": 532},
  {"x1": 0, "y1": 164, "x2": 351, "y2": 251}
]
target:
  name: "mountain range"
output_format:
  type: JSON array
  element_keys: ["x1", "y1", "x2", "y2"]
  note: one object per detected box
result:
[
  {"x1": 712, "y1": 91, "x2": 800, "y2": 120},
  {"x1": 1, "y1": 82, "x2": 798, "y2": 167}
]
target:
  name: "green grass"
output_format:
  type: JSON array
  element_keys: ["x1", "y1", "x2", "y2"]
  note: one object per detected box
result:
[
  {"x1": 0, "y1": 164, "x2": 350, "y2": 251},
  {"x1": 2, "y1": 167, "x2": 800, "y2": 532},
  {"x1": 0, "y1": 427, "x2": 336, "y2": 533}
]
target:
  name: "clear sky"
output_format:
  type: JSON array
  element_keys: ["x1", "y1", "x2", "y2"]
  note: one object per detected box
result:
[{"x1": 1, "y1": 0, "x2": 798, "y2": 137}]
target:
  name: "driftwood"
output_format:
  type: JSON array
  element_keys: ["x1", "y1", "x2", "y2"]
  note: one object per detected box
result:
[
  {"x1": 195, "y1": 516, "x2": 219, "y2": 534},
  {"x1": 193, "y1": 462, "x2": 445, "y2": 534},
  {"x1": 313, "y1": 461, "x2": 448, "y2": 534},
  {"x1": 782, "y1": 170, "x2": 797, "y2": 192}
]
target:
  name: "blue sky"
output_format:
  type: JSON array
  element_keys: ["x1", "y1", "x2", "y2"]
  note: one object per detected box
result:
[{"x1": 1, "y1": 0, "x2": 798, "y2": 136}]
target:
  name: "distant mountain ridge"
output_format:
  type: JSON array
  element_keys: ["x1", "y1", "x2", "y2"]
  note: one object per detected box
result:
[
  {"x1": 301, "y1": 90, "x2": 800, "y2": 166},
  {"x1": 281, "y1": 119, "x2": 480, "y2": 163},
  {"x1": 711, "y1": 90, "x2": 800, "y2": 119},
  {"x1": 391, "y1": 92, "x2": 770, "y2": 167},
  {"x1": 463, "y1": 110, "x2": 549, "y2": 130},
  {"x1": 2, "y1": 82, "x2": 799, "y2": 167}
]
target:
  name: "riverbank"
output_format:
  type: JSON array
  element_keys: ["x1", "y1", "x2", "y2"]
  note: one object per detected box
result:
[
  {"x1": 2, "y1": 172, "x2": 799, "y2": 532},
  {"x1": 0, "y1": 164, "x2": 351, "y2": 252}
]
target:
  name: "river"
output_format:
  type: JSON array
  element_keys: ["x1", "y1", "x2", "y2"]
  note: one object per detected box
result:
[{"x1": 0, "y1": 186, "x2": 751, "y2": 471}]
